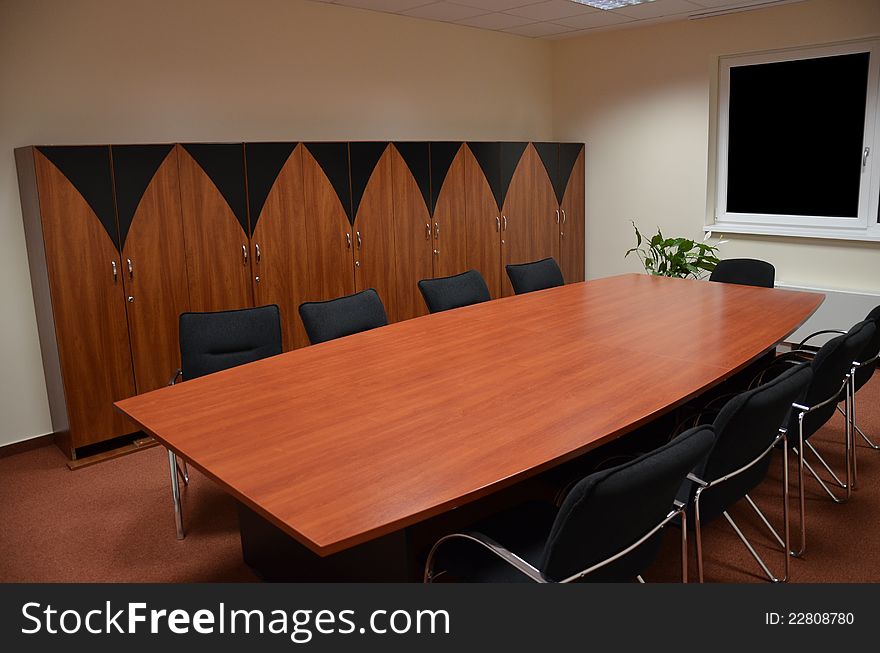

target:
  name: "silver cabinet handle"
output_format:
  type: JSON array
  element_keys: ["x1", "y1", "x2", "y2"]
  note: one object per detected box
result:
[
  {"x1": 255, "y1": 243, "x2": 261, "y2": 263},
  {"x1": 502, "y1": 215, "x2": 508, "y2": 231},
  {"x1": 561, "y1": 209, "x2": 566, "y2": 225},
  {"x1": 127, "y1": 258, "x2": 133, "y2": 279},
  {"x1": 356, "y1": 231, "x2": 362, "y2": 249},
  {"x1": 255, "y1": 276, "x2": 261, "y2": 284},
  {"x1": 495, "y1": 217, "x2": 500, "y2": 232},
  {"x1": 434, "y1": 222, "x2": 440, "y2": 239},
  {"x1": 556, "y1": 209, "x2": 560, "y2": 224},
  {"x1": 426, "y1": 223, "x2": 431, "y2": 240},
  {"x1": 127, "y1": 296, "x2": 134, "y2": 303},
  {"x1": 111, "y1": 261, "x2": 118, "y2": 282},
  {"x1": 346, "y1": 233, "x2": 352, "y2": 249},
  {"x1": 241, "y1": 244, "x2": 248, "y2": 264},
  {"x1": 864, "y1": 146, "x2": 871, "y2": 167},
  {"x1": 355, "y1": 260, "x2": 361, "y2": 268},
  {"x1": 433, "y1": 249, "x2": 439, "y2": 257}
]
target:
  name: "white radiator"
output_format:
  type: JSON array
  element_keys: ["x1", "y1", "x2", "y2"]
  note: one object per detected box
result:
[{"x1": 776, "y1": 282, "x2": 880, "y2": 347}]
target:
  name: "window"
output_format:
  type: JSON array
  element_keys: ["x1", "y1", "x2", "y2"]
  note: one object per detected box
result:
[{"x1": 713, "y1": 40, "x2": 880, "y2": 241}]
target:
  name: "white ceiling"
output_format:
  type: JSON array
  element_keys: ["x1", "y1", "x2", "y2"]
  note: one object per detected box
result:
[{"x1": 308, "y1": 0, "x2": 804, "y2": 39}]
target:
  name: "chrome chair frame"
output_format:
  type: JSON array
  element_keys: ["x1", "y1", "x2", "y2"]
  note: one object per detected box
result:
[
  {"x1": 424, "y1": 501, "x2": 689, "y2": 584},
  {"x1": 166, "y1": 368, "x2": 189, "y2": 540},
  {"x1": 688, "y1": 428, "x2": 790, "y2": 583}
]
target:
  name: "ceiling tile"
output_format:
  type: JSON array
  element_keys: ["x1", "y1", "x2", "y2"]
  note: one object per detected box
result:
[
  {"x1": 448, "y1": 0, "x2": 539, "y2": 11},
  {"x1": 504, "y1": 20, "x2": 578, "y2": 36},
  {"x1": 402, "y1": 1, "x2": 489, "y2": 21},
  {"x1": 554, "y1": 9, "x2": 634, "y2": 28},
  {"x1": 506, "y1": 0, "x2": 599, "y2": 21},
  {"x1": 335, "y1": 0, "x2": 433, "y2": 10},
  {"x1": 457, "y1": 12, "x2": 535, "y2": 29},
  {"x1": 615, "y1": 0, "x2": 701, "y2": 18}
]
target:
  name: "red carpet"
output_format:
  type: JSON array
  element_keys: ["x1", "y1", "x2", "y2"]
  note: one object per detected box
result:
[{"x1": 1, "y1": 375, "x2": 877, "y2": 583}]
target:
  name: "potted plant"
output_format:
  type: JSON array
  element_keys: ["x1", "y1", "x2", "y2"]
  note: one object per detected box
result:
[{"x1": 625, "y1": 222, "x2": 725, "y2": 279}]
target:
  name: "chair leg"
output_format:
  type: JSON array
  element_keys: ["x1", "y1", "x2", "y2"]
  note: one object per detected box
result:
[
  {"x1": 694, "y1": 490, "x2": 705, "y2": 583},
  {"x1": 793, "y1": 415, "x2": 806, "y2": 558},
  {"x1": 168, "y1": 448, "x2": 184, "y2": 540},
  {"x1": 721, "y1": 511, "x2": 785, "y2": 583},
  {"x1": 680, "y1": 509, "x2": 688, "y2": 584},
  {"x1": 636, "y1": 575, "x2": 646, "y2": 584},
  {"x1": 176, "y1": 456, "x2": 189, "y2": 486},
  {"x1": 804, "y1": 441, "x2": 848, "y2": 490},
  {"x1": 793, "y1": 448, "x2": 848, "y2": 504}
]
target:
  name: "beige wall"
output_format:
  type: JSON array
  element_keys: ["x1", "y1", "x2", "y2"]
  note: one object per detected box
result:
[
  {"x1": 0, "y1": 0, "x2": 553, "y2": 446},
  {"x1": 551, "y1": 0, "x2": 880, "y2": 291}
]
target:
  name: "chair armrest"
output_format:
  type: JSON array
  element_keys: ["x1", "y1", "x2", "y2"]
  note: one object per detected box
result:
[
  {"x1": 423, "y1": 532, "x2": 546, "y2": 583},
  {"x1": 797, "y1": 330, "x2": 845, "y2": 349},
  {"x1": 168, "y1": 369, "x2": 182, "y2": 386}
]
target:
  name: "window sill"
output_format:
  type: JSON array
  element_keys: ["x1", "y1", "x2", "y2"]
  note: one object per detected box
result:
[{"x1": 705, "y1": 222, "x2": 880, "y2": 243}]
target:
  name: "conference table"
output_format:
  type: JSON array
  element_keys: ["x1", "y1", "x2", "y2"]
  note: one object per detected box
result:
[{"x1": 116, "y1": 274, "x2": 823, "y2": 580}]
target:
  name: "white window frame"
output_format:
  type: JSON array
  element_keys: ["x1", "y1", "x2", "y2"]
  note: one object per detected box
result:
[{"x1": 711, "y1": 39, "x2": 880, "y2": 243}]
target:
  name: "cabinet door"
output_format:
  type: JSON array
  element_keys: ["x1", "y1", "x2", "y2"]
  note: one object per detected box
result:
[
  {"x1": 246, "y1": 143, "x2": 311, "y2": 350},
  {"x1": 464, "y1": 143, "x2": 502, "y2": 299},
  {"x1": 113, "y1": 144, "x2": 191, "y2": 394},
  {"x1": 431, "y1": 142, "x2": 469, "y2": 280},
  {"x1": 498, "y1": 142, "x2": 531, "y2": 297},
  {"x1": 531, "y1": 142, "x2": 562, "y2": 264},
  {"x1": 33, "y1": 147, "x2": 136, "y2": 450},
  {"x1": 351, "y1": 143, "x2": 398, "y2": 322},
  {"x1": 178, "y1": 143, "x2": 253, "y2": 312},
  {"x1": 390, "y1": 142, "x2": 432, "y2": 321},
  {"x1": 302, "y1": 143, "x2": 355, "y2": 306},
  {"x1": 559, "y1": 144, "x2": 586, "y2": 284}
]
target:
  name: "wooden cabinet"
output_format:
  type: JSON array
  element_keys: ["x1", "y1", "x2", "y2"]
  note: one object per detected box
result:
[
  {"x1": 351, "y1": 143, "x2": 399, "y2": 322},
  {"x1": 559, "y1": 144, "x2": 586, "y2": 284},
  {"x1": 245, "y1": 142, "x2": 311, "y2": 350},
  {"x1": 112, "y1": 144, "x2": 191, "y2": 395},
  {"x1": 302, "y1": 143, "x2": 356, "y2": 305},
  {"x1": 17, "y1": 138, "x2": 584, "y2": 458},
  {"x1": 178, "y1": 144, "x2": 253, "y2": 312},
  {"x1": 390, "y1": 142, "x2": 433, "y2": 321},
  {"x1": 17, "y1": 146, "x2": 137, "y2": 457}
]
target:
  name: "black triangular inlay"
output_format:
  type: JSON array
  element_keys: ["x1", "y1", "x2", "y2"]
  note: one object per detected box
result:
[
  {"x1": 304, "y1": 142, "x2": 352, "y2": 224},
  {"x1": 429, "y1": 142, "x2": 461, "y2": 216},
  {"x1": 393, "y1": 142, "x2": 430, "y2": 214},
  {"x1": 111, "y1": 144, "x2": 174, "y2": 247},
  {"x1": 534, "y1": 142, "x2": 559, "y2": 203},
  {"x1": 37, "y1": 146, "x2": 119, "y2": 250},
  {"x1": 350, "y1": 142, "x2": 389, "y2": 221},
  {"x1": 182, "y1": 143, "x2": 248, "y2": 234},
  {"x1": 557, "y1": 143, "x2": 584, "y2": 204},
  {"x1": 500, "y1": 142, "x2": 528, "y2": 208},
  {"x1": 245, "y1": 142, "x2": 297, "y2": 234},
  {"x1": 467, "y1": 142, "x2": 501, "y2": 210}
]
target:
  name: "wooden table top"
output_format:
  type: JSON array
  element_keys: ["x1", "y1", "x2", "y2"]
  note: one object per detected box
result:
[{"x1": 116, "y1": 274, "x2": 823, "y2": 555}]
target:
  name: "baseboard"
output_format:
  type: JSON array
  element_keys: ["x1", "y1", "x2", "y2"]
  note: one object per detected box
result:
[{"x1": 0, "y1": 432, "x2": 56, "y2": 458}]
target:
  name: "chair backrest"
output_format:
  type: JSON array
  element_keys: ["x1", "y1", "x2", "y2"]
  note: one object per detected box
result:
[
  {"x1": 693, "y1": 363, "x2": 812, "y2": 521},
  {"x1": 505, "y1": 257, "x2": 565, "y2": 295},
  {"x1": 788, "y1": 319, "x2": 876, "y2": 439},
  {"x1": 418, "y1": 270, "x2": 490, "y2": 314},
  {"x1": 179, "y1": 305, "x2": 282, "y2": 380},
  {"x1": 709, "y1": 258, "x2": 775, "y2": 288},
  {"x1": 298, "y1": 288, "x2": 388, "y2": 345},
  {"x1": 539, "y1": 425, "x2": 715, "y2": 582},
  {"x1": 853, "y1": 304, "x2": 880, "y2": 392}
]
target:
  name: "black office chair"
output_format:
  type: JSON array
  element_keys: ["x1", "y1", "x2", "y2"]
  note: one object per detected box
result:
[
  {"x1": 505, "y1": 257, "x2": 565, "y2": 295},
  {"x1": 299, "y1": 288, "x2": 388, "y2": 345},
  {"x1": 795, "y1": 305, "x2": 880, "y2": 464},
  {"x1": 709, "y1": 258, "x2": 775, "y2": 288},
  {"x1": 766, "y1": 319, "x2": 876, "y2": 556},
  {"x1": 424, "y1": 425, "x2": 715, "y2": 583},
  {"x1": 679, "y1": 363, "x2": 812, "y2": 583},
  {"x1": 168, "y1": 304, "x2": 283, "y2": 539},
  {"x1": 418, "y1": 270, "x2": 490, "y2": 314}
]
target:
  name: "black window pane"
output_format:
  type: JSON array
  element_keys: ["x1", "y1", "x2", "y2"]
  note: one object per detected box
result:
[{"x1": 727, "y1": 52, "x2": 869, "y2": 218}]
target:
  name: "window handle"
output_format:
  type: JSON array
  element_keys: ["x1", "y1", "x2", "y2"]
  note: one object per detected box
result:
[{"x1": 864, "y1": 146, "x2": 871, "y2": 168}]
